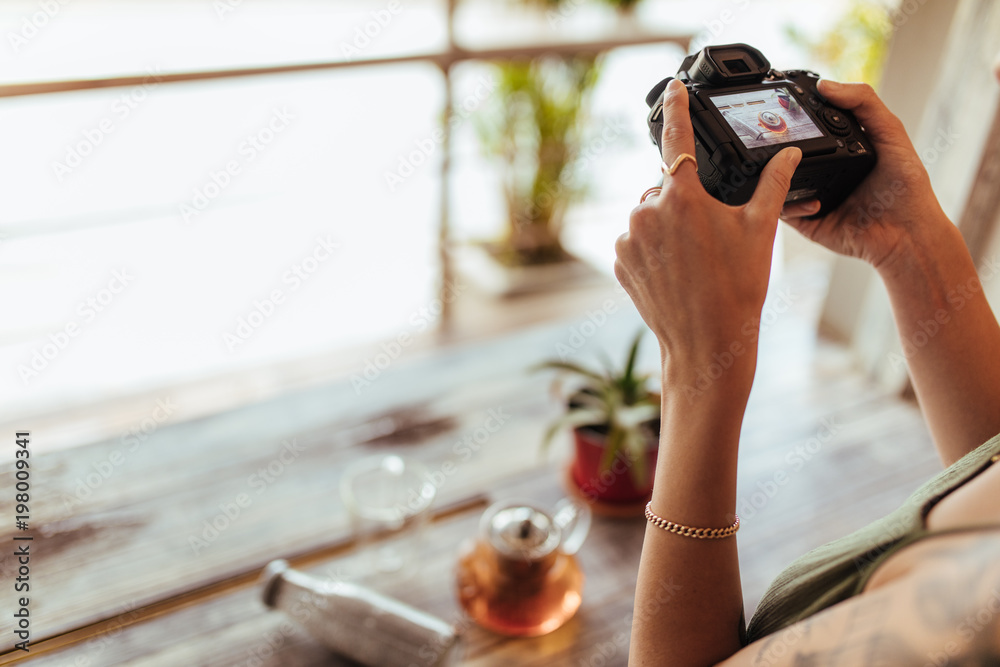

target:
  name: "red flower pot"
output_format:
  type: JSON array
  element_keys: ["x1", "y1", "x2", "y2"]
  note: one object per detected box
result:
[{"x1": 570, "y1": 426, "x2": 658, "y2": 505}]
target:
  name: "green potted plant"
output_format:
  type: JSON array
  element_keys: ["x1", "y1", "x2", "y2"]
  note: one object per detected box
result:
[
  {"x1": 457, "y1": 53, "x2": 601, "y2": 295},
  {"x1": 536, "y1": 330, "x2": 660, "y2": 512}
]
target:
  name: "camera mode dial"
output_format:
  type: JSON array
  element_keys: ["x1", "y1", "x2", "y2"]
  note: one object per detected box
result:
[{"x1": 821, "y1": 109, "x2": 852, "y2": 137}]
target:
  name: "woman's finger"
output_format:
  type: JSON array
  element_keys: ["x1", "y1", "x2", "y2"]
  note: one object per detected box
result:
[
  {"x1": 659, "y1": 78, "x2": 700, "y2": 189},
  {"x1": 746, "y1": 147, "x2": 801, "y2": 224},
  {"x1": 779, "y1": 199, "x2": 821, "y2": 220},
  {"x1": 816, "y1": 80, "x2": 907, "y2": 146}
]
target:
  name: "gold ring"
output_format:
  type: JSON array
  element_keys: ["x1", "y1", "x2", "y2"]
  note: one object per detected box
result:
[
  {"x1": 662, "y1": 153, "x2": 698, "y2": 176},
  {"x1": 640, "y1": 186, "x2": 661, "y2": 203}
]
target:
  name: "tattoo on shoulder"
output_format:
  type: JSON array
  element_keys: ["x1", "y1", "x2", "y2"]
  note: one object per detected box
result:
[
  {"x1": 791, "y1": 632, "x2": 924, "y2": 666},
  {"x1": 915, "y1": 536, "x2": 1000, "y2": 631}
]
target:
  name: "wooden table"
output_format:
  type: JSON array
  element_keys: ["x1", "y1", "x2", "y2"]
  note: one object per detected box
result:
[{"x1": 0, "y1": 288, "x2": 942, "y2": 666}]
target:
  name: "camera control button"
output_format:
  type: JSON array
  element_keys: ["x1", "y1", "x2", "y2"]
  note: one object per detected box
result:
[
  {"x1": 822, "y1": 109, "x2": 851, "y2": 136},
  {"x1": 848, "y1": 141, "x2": 867, "y2": 154},
  {"x1": 836, "y1": 139, "x2": 846, "y2": 149},
  {"x1": 794, "y1": 85, "x2": 805, "y2": 95}
]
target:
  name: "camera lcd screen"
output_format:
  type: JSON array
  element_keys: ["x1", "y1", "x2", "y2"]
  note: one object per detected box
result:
[{"x1": 709, "y1": 87, "x2": 824, "y2": 149}]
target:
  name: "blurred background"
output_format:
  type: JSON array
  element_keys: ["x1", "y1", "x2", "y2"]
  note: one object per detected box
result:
[{"x1": 0, "y1": 0, "x2": 998, "y2": 454}]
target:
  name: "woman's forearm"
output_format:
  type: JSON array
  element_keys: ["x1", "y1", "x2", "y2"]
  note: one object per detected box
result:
[
  {"x1": 628, "y1": 359, "x2": 753, "y2": 666},
  {"x1": 878, "y1": 216, "x2": 1000, "y2": 465}
]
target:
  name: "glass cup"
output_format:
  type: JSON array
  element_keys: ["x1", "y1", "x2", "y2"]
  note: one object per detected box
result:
[{"x1": 339, "y1": 454, "x2": 436, "y2": 576}]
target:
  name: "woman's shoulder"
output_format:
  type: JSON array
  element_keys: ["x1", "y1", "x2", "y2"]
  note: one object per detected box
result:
[
  {"x1": 882, "y1": 531, "x2": 1000, "y2": 660},
  {"x1": 723, "y1": 532, "x2": 1000, "y2": 666},
  {"x1": 924, "y1": 447, "x2": 1000, "y2": 531},
  {"x1": 862, "y1": 454, "x2": 1000, "y2": 592},
  {"x1": 747, "y1": 437, "x2": 1000, "y2": 642}
]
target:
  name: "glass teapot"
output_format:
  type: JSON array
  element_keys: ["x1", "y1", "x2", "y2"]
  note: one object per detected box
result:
[{"x1": 456, "y1": 498, "x2": 591, "y2": 637}]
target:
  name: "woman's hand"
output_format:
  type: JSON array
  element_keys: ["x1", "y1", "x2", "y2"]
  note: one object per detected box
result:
[
  {"x1": 614, "y1": 78, "x2": 801, "y2": 389},
  {"x1": 781, "y1": 79, "x2": 1000, "y2": 466},
  {"x1": 621, "y1": 80, "x2": 801, "y2": 666},
  {"x1": 779, "y1": 80, "x2": 951, "y2": 273}
]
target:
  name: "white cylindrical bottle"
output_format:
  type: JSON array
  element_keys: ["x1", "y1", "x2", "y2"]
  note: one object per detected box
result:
[{"x1": 260, "y1": 560, "x2": 461, "y2": 666}]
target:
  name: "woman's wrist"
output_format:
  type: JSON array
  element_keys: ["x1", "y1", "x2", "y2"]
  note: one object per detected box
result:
[
  {"x1": 650, "y1": 370, "x2": 747, "y2": 522},
  {"x1": 660, "y1": 340, "x2": 758, "y2": 405},
  {"x1": 878, "y1": 220, "x2": 981, "y2": 321},
  {"x1": 875, "y1": 210, "x2": 965, "y2": 290}
]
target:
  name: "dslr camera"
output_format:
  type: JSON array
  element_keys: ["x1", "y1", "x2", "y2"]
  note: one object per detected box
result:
[{"x1": 646, "y1": 43, "x2": 875, "y2": 211}]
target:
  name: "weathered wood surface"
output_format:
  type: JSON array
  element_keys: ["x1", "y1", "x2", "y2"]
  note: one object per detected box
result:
[
  {"x1": 0, "y1": 278, "x2": 943, "y2": 665},
  {"x1": 20, "y1": 466, "x2": 651, "y2": 667}
]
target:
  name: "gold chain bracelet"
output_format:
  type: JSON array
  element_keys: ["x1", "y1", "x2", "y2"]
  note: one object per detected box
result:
[{"x1": 644, "y1": 502, "x2": 740, "y2": 539}]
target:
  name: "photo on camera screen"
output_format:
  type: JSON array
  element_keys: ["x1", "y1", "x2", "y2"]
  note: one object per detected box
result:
[{"x1": 709, "y1": 87, "x2": 824, "y2": 149}]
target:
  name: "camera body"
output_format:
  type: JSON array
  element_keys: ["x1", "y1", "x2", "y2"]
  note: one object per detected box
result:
[{"x1": 646, "y1": 43, "x2": 876, "y2": 211}]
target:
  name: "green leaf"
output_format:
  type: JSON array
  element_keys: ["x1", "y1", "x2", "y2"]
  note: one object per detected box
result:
[
  {"x1": 539, "y1": 408, "x2": 606, "y2": 457},
  {"x1": 569, "y1": 390, "x2": 606, "y2": 412},
  {"x1": 621, "y1": 329, "x2": 644, "y2": 402},
  {"x1": 624, "y1": 429, "x2": 650, "y2": 489},
  {"x1": 599, "y1": 427, "x2": 624, "y2": 474},
  {"x1": 595, "y1": 350, "x2": 617, "y2": 381},
  {"x1": 532, "y1": 360, "x2": 605, "y2": 383},
  {"x1": 536, "y1": 326, "x2": 659, "y2": 472},
  {"x1": 614, "y1": 403, "x2": 660, "y2": 430}
]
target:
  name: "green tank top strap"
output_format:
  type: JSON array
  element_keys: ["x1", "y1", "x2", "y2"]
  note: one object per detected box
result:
[
  {"x1": 851, "y1": 523, "x2": 1000, "y2": 595},
  {"x1": 745, "y1": 433, "x2": 1000, "y2": 643}
]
